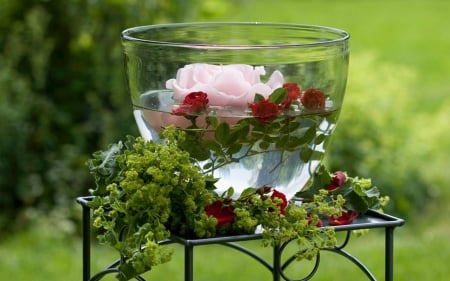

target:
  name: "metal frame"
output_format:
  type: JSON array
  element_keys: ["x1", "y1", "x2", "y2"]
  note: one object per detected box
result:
[{"x1": 77, "y1": 196, "x2": 404, "y2": 281}]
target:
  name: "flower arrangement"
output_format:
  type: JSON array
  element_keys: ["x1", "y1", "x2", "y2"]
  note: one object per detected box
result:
[
  {"x1": 86, "y1": 63, "x2": 388, "y2": 281},
  {"x1": 140, "y1": 63, "x2": 340, "y2": 201},
  {"x1": 87, "y1": 129, "x2": 388, "y2": 281}
]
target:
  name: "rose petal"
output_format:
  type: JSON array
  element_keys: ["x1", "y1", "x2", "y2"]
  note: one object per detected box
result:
[
  {"x1": 166, "y1": 63, "x2": 285, "y2": 108},
  {"x1": 177, "y1": 64, "x2": 195, "y2": 88},
  {"x1": 212, "y1": 70, "x2": 251, "y2": 97},
  {"x1": 249, "y1": 83, "x2": 273, "y2": 100},
  {"x1": 332, "y1": 171, "x2": 347, "y2": 186},
  {"x1": 223, "y1": 64, "x2": 265, "y2": 85},
  {"x1": 271, "y1": 189, "x2": 288, "y2": 215},
  {"x1": 266, "y1": 70, "x2": 284, "y2": 89},
  {"x1": 205, "y1": 200, "x2": 235, "y2": 227},
  {"x1": 328, "y1": 210, "x2": 359, "y2": 226},
  {"x1": 193, "y1": 63, "x2": 219, "y2": 84}
]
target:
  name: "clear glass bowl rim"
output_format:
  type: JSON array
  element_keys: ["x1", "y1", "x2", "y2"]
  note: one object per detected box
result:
[{"x1": 121, "y1": 22, "x2": 350, "y2": 49}]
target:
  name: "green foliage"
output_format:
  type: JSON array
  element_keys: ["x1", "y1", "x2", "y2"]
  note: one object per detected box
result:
[
  {"x1": 86, "y1": 127, "x2": 349, "y2": 280},
  {"x1": 0, "y1": 0, "x2": 232, "y2": 233},
  {"x1": 87, "y1": 131, "x2": 214, "y2": 280},
  {"x1": 298, "y1": 165, "x2": 389, "y2": 215},
  {"x1": 326, "y1": 53, "x2": 437, "y2": 217},
  {"x1": 177, "y1": 87, "x2": 336, "y2": 176}
]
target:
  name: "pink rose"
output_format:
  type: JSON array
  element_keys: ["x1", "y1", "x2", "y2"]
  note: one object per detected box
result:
[{"x1": 166, "y1": 63, "x2": 284, "y2": 109}]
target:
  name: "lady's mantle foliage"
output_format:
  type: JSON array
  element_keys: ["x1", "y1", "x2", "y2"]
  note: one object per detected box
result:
[
  {"x1": 87, "y1": 129, "x2": 216, "y2": 280},
  {"x1": 86, "y1": 127, "x2": 352, "y2": 281}
]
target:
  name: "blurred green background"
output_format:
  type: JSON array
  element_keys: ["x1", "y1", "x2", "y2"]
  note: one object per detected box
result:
[{"x1": 0, "y1": 0, "x2": 449, "y2": 280}]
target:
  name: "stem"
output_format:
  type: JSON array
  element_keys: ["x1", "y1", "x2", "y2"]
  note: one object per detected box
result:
[{"x1": 202, "y1": 146, "x2": 283, "y2": 174}]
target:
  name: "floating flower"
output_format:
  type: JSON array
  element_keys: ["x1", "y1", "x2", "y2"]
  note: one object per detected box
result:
[
  {"x1": 166, "y1": 63, "x2": 284, "y2": 108},
  {"x1": 172, "y1": 91, "x2": 209, "y2": 116},
  {"x1": 250, "y1": 99, "x2": 280, "y2": 124},
  {"x1": 280, "y1": 82, "x2": 301, "y2": 109},
  {"x1": 301, "y1": 88, "x2": 326, "y2": 110}
]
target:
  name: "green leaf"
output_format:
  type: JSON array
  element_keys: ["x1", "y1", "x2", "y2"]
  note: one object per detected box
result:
[
  {"x1": 181, "y1": 139, "x2": 210, "y2": 161},
  {"x1": 310, "y1": 150, "x2": 324, "y2": 161},
  {"x1": 240, "y1": 187, "x2": 257, "y2": 198},
  {"x1": 227, "y1": 143, "x2": 243, "y2": 155},
  {"x1": 268, "y1": 87, "x2": 287, "y2": 104},
  {"x1": 203, "y1": 140, "x2": 224, "y2": 157},
  {"x1": 280, "y1": 121, "x2": 300, "y2": 133},
  {"x1": 299, "y1": 125, "x2": 317, "y2": 144},
  {"x1": 364, "y1": 186, "x2": 381, "y2": 197},
  {"x1": 296, "y1": 165, "x2": 331, "y2": 199},
  {"x1": 215, "y1": 122, "x2": 231, "y2": 145},
  {"x1": 205, "y1": 175, "x2": 219, "y2": 190},
  {"x1": 207, "y1": 116, "x2": 218, "y2": 128},
  {"x1": 231, "y1": 122, "x2": 250, "y2": 140},
  {"x1": 314, "y1": 134, "x2": 326, "y2": 145},
  {"x1": 345, "y1": 191, "x2": 369, "y2": 213},
  {"x1": 254, "y1": 93, "x2": 265, "y2": 102},
  {"x1": 202, "y1": 162, "x2": 213, "y2": 170},
  {"x1": 275, "y1": 136, "x2": 288, "y2": 149},
  {"x1": 251, "y1": 130, "x2": 264, "y2": 139},
  {"x1": 222, "y1": 187, "x2": 234, "y2": 198},
  {"x1": 300, "y1": 147, "x2": 313, "y2": 162},
  {"x1": 285, "y1": 136, "x2": 303, "y2": 151},
  {"x1": 87, "y1": 141, "x2": 124, "y2": 195},
  {"x1": 259, "y1": 140, "x2": 270, "y2": 150}
]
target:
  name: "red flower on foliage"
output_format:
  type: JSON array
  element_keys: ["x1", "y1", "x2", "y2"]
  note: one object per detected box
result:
[
  {"x1": 250, "y1": 99, "x2": 280, "y2": 124},
  {"x1": 205, "y1": 200, "x2": 235, "y2": 227},
  {"x1": 172, "y1": 91, "x2": 209, "y2": 115},
  {"x1": 271, "y1": 189, "x2": 288, "y2": 215},
  {"x1": 327, "y1": 171, "x2": 347, "y2": 191},
  {"x1": 328, "y1": 210, "x2": 358, "y2": 226},
  {"x1": 301, "y1": 88, "x2": 325, "y2": 110},
  {"x1": 280, "y1": 83, "x2": 301, "y2": 109},
  {"x1": 307, "y1": 213, "x2": 323, "y2": 227}
]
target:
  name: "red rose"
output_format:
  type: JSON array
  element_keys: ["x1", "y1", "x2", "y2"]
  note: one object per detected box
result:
[
  {"x1": 270, "y1": 189, "x2": 288, "y2": 215},
  {"x1": 332, "y1": 171, "x2": 347, "y2": 186},
  {"x1": 326, "y1": 183, "x2": 339, "y2": 191},
  {"x1": 301, "y1": 88, "x2": 325, "y2": 110},
  {"x1": 328, "y1": 210, "x2": 358, "y2": 226},
  {"x1": 205, "y1": 200, "x2": 235, "y2": 227},
  {"x1": 250, "y1": 99, "x2": 280, "y2": 124},
  {"x1": 327, "y1": 171, "x2": 347, "y2": 191},
  {"x1": 173, "y1": 91, "x2": 209, "y2": 115},
  {"x1": 280, "y1": 83, "x2": 301, "y2": 109}
]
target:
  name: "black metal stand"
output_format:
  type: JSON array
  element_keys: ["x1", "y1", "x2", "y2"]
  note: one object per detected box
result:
[{"x1": 77, "y1": 196, "x2": 404, "y2": 281}]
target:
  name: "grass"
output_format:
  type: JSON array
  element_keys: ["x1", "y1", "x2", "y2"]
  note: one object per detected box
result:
[
  {"x1": 1, "y1": 220, "x2": 449, "y2": 280},
  {"x1": 216, "y1": 0, "x2": 450, "y2": 108},
  {"x1": 2, "y1": 0, "x2": 449, "y2": 280}
]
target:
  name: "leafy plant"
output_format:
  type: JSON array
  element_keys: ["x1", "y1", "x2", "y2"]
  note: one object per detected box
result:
[
  {"x1": 327, "y1": 53, "x2": 436, "y2": 217},
  {"x1": 87, "y1": 130, "x2": 215, "y2": 280},
  {"x1": 0, "y1": 0, "x2": 234, "y2": 234},
  {"x1": 86, "y1": 124, "x2": 388, "y2": 280}
]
